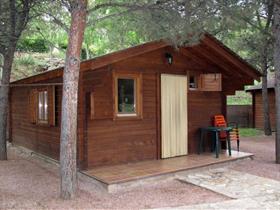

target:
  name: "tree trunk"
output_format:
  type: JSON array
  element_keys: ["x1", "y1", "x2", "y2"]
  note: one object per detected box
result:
[
  {"x1": 261, "y1": 52, "x2": 272, "y2": 136},
  {"x1": 59, "y1": 0, "x2": 87, "y2": 199},
  {"x1": 274, "y1": 2, "x2": 280, "y2": 164},
  {"x1": 0, "y1": 47, "x2": 15, "y2": 160}
]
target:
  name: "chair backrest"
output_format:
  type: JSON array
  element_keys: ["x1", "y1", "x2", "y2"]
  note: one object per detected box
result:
[
  {"x1": 214, "y1": 115, "x2": 227, "y2": 127},
  {"x1": 214, "y1": 115, "x2": 227, "y2": 138},
  {"x1": 229, "y1": 122, "x2": 240, "y2": 141}
]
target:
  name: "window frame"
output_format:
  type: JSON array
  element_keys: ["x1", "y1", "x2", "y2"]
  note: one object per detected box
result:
[
  {"x1": 29, "y1": 86, "x2": 56, "y2": 126},
  {"x1": 37, "y1": 89, "x2": 48, "y2": 124},
  {"x1": 188, "y1": 74, "x2": 200, "y2": 90},
  {"x1": 113, "y1": 71, "x2": 143, "y2": 119}
]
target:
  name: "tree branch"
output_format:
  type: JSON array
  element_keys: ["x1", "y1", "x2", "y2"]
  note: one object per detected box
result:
[
  {"x1": 87, "y1": 0, "x2": 171, "y2": 14},
  {"x1": 87, "y1": 7, "x2": 140, "y2": 26},
  {"x1": 87, "y1": 2, "x2": 143, "y2": 14},
  {"x1": 46, "y1": 13, "x2": 70, "y2": 33}
]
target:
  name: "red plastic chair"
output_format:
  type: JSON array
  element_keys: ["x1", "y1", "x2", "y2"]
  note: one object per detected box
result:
[
  {"x1": 214, "y1": 115, "x2": 227, "y2": 139},
  {"x1": 213, "y1": 115, "x2": 240, "y2": 151}
]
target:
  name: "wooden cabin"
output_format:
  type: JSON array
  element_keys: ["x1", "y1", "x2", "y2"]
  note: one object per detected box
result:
[
  {"x1": 9, "y1": 34, "x2": 260, "y2": 170},
  {"x1": 246, "y1": 80, "x2": 275, "y2": 130}
]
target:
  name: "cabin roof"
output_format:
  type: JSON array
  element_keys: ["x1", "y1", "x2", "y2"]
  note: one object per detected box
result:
[
  {"x1": 246, "y1": 79, "x2": 275, "y2": 92},
  {"x1": 12, "y1": 33, "x2": 261, "y2": 85}
]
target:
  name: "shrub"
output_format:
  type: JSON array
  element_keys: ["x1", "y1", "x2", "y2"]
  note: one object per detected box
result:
[{"x1": 17, "y1": 38, "x2": 49, "y2": 53}]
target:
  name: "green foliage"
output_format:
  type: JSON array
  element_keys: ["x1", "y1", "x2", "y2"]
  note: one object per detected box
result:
[
  {"x1": 219, "y1": 1, "x2": 274, "y2": 73},
  {"x1": 0, "y1": 54, "x2": 3, "y2": 66},
  {"x1": 11, "y1": 52, "x2": 57, "y2": 81},
  {"x1": 17, "y1": 38, "x2": 49, "y2": 53},
  {"x1": 239, "y1": 128, "x2": 262, "y2": 137},
  {"x1": 15, "y1": 54, "x2": 36, "y2": 66},
  {"x1": 11, "y1": 0, "x2": 272, "y2": 81},
  {"x1": 227, "y1": 91, "x2": 252, "y2": 105}
]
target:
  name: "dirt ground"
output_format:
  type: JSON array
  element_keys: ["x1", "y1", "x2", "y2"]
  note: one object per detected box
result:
[
  {"x1": 0, "y1": 134, "x2": 279, "y2": 209},
  {"x1": 230, "y1": 134, "x2": 280, "y2": 181},
  {"x1": 0, "y1": 145, "x2": 227, "y2": 210}
]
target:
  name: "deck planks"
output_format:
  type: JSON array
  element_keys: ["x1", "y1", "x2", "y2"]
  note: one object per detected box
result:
[{"x1": 83, "y1": 150, "x2": 253, "y2": 185}]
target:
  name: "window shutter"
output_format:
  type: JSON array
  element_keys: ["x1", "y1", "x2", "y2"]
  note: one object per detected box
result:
[
  {"x1": 200, "y1": 73, "x2": 222, "y2": 91},
  {"x1": 29, "y1": 89, "x2": 37, "y2": 124},
  {"x1": 47, "y1": 86, "x2": 56, "y2": 126}
]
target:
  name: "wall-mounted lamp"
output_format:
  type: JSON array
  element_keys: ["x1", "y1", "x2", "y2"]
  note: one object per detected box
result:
[{"x1": 165, "y1": 53, "x2": 173, "y2": 65}]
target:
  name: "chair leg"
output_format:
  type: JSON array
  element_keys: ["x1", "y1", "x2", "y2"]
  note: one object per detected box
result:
[
  {"x1": 237, "y1": 140, "x2": 240, "y2": 152},
  {"x1": 227, "y1": 131, "x2": 232, "y2": 156},
  {"x1": 215, "y1": 131, "x2": 219, "y2": 158},
  {"x1": 211, "y1": 132, "x2": 215, "y2": 152}
]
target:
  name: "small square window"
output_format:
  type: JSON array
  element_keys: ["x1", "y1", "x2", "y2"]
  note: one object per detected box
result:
[
  {"x1": 189, "y1": 74, "x2": 200, "y2": 90},
  {"x1": 114, "y1": 72, "x2": 142, "y2": 118},
  {"x1": 189, "y1": 75, "x2": 198, "y2": 89}
]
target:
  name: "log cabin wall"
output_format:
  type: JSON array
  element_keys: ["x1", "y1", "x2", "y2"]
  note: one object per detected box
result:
[
  {"x1": 83, "y1": 47, "x2": 224, "y2": 168},
  {"x1": 188, "y1": 91, "x2": 223, "y2": 152},
  {"x1": 253, "y1": 89, "x2": 276, "y2": 130},
  {"x1": 10, "y1": 78, "x2": 62, "y2": 160},
  {"x1": 10, "y1": 47, "x2": 226, "y2": 169}
]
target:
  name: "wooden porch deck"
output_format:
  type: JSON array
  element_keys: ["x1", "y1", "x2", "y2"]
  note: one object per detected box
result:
[{"x1": 83, "y1": 150, "x2": 253, "y2": 185}]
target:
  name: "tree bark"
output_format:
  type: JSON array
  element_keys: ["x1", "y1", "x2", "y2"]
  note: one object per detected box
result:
[
  {"x1": 59, "y1": 0, "x2": 87, "y2": 199},
  {"x1": 0, "y1": 0, "x2": 32, "y2": 160},
  {"x1": 261, "y1": 51, "x2": 272, "y2": 136},
  {"x1": 273, "y1": 1, "x2": 280, "y2": 164},
  {"x1": 0, "y1": 47, "x2": 15, "y2": 160}
]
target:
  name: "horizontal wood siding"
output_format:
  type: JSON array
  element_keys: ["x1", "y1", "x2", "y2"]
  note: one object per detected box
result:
[
  {"x1": 10, "y1": 46, "x2": 228, "y2": 169},
  {"x1": 188, "y1": 91, "x2": 223, "y2": 153},
  {"x1": 254, "y1": 90, "x2": 276, "y2": 130},
  {"x1": 84, "y1": 47, "x2": 224, "y2": 168},
  {"x1": 10, "y1": 79, "x2": 62, "y2": 160},
  {"x1": 84, "y1": 69, "x2": 158, "y2": 167}
]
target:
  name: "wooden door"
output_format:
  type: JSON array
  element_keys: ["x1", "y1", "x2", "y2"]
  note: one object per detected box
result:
[{"x1": 161, "y1": 74, "x2": 188, "y2": 158}]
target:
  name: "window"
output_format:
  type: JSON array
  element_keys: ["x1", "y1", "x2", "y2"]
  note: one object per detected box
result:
[
  {"x1": 29, "y1": 86, "x2": 56, "y2": 126},
  {"x1": 114, "y1": 72, "x2": 142, "y2": 118},
  {"x1": 118, "y1": 78, "x2": 136, "y2": 114},
  {"x1": 38, "y1": 90, "x2": 48, "y2": 123},
  {"x1": 189, "y1": 75, "x2": 198, "y2": 89}
]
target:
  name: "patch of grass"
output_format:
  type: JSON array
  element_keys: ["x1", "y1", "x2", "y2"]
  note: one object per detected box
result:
[
  {"x1": 15, "y1": 54, "x2": 36, "y2": 66},
  {"x1": 227, "y1": 91, "x2": 252, "y2": 105},
  {"x1": 238, "y1": 128, "x2": 262, "y2": 137}
]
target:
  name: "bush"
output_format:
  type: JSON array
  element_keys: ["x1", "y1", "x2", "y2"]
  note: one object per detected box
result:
[
  {"x1": 17, "y1": 38, "x2": 49, "y2": 53},
  {"x1": 58, "y1": 42, "x2": 68, "y2": 50}
]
